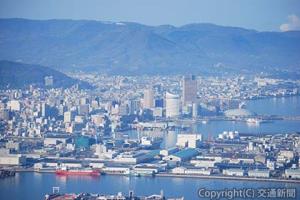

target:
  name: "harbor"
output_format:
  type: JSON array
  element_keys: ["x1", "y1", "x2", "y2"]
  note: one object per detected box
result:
[
  {"x1": 1, "y1": 172, "x2": 300, "y2": 200},
  {"x1": 9, "y1": 166, "x2": 300, "y2": 184}
]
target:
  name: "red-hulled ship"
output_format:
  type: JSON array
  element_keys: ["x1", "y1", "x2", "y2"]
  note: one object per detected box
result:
[{"x1": 55, "y1": 167, "x2": 100, "y2": 176}]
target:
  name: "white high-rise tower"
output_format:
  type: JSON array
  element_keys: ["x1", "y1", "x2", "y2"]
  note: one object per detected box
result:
[{"x1": 165, "y1": 92, "x2": 180, "y2": 118}]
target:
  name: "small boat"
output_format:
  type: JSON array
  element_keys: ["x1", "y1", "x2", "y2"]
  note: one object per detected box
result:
[
  {"x1": 246, "y1": 118, "x2": 261, "y2": 125},
  {"x1": 201, "y1": 120, "x2": 208, "y2": 124}
]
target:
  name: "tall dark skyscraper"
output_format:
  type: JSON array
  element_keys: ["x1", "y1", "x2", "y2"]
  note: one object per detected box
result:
[{"x1": 182, "y1": 75, "x2": 197, "y2": 105}]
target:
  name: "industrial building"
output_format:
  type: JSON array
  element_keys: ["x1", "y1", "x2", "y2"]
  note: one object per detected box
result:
[
  {"x1": 171, "y1": 166, "x2": 212, "y2": 175},
  {"x1": 132, "y1": 164, "x2": 161, "y2": 176},
  {"x1": 285, "y1": 169, "x2": 300, "y2": 179},
  {"x1": 113, "y1": 150, "x2": 160, "y2": 164},
  {"x1": 0, "y1": 154, "x2": 26, "y2": 166},
  {"x1": 160, "y1": 147, "x2": 179, "y2": 157},
  {"x1": 190, "y1": 158, "x2": 216, "y2": 168},
  {"x1": 247, "y1": 169, "x2": 270, "y2": 178},
  {"x1": 163, "y1": 148, "x2": 199, "y2": 163},
  {"x1": 102, "y1": 166, "x2": 131, "y2": 175},
  {"x1": 223, "y1": 168, "x2": 244, "y2": 176},
  {"x1": 185, "y1": 167, "x2": 212, "y2": 175},
  {"x1": 176, "y1": 133, "x2": 202, "y2": 148},
  {"x1": 44, "y1": 133, "x2": 72, "y2": 146}
]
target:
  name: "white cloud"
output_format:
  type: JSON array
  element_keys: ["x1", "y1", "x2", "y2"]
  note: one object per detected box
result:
[{"x1": 280, "y1": 14, "x2": 300, "y2": 32}]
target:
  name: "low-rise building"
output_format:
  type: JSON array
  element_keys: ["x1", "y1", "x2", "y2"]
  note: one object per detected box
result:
[
  {"x1": 190, "y1": 159, "x2": 216, "y2": 168},
  {"x1": 160, "y1": 147, "x2": 179, "y2": 157},
  {"x1": 185, "y1": 167, "x2": 212, "y2": 175},
  {"x1": 285, "y1": 169, "x2": 300, "y2": 179},
  {"x1": 44, "y1": 133, "x2": 72, "y2": 146},
  {"x1": 171, "y1": 167, "x2": 186, "y2": 174},
  {"x1": 132, "y1": 165, "x2": 160, "y2": 176},
  {"x1": 89, "y1": 162, "x2": 105, "y2": 169},
  {"x1": 5, "y1": 141, "x2": 21, "y2": 151},
  {"x1": 248, "y1": 169, "x2": 270, "y2": 178},
  {"x1": 113, "y1": 150, "x2": 160, "y2": 164},
  {"x1": 171, "y1": 166, "x2": 211, "y2": 175},
  {"x1": 102, "y1": 166, "x2": 130, "y2": 175},
  {"x1": 163, "y1": 148, "x2": 199, "y2": 163},
  {"x1": 223, "y1": 168, "x2": 244, "y2": 176},
  {"x1": 176, "y1": 133, "x2": 202, "y2": 148},
  {"x1": 0, "y1": 154, "x2": 26, "y2": 166}
]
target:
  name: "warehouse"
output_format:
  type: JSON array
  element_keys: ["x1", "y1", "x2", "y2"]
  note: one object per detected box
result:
[
  {"x1": 223, "y1": 168, "x2": 244, "y2": 176},
  {"x1": 44, "y1": 133, "x2": 72, "y2": 146},
  {"x1": 190, "y1": 158, "x2": 216, "y2": 168},
  {"x1": 285, "y1": 169, "x2": 300, "y2": 179},
  {"x1": 0, "y1": 154, "x2": 26, "y2": 166},
  {"x1": 160, "y1": 147, "x2": 179, "y2": 157},
  {"x1": 113, "y1": 150, "x2": 160, "y2": 164},
  {"x1": 248, "y1": 169, "x2": 270, "y2": 178},
  {"x1": 163, "y1": 148, "x2": 199, "y2": 163}
]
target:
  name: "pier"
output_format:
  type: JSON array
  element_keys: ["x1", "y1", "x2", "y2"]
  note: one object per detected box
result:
[{"x1": 0, "y1": 169, "x2": 16, "y2": 179}]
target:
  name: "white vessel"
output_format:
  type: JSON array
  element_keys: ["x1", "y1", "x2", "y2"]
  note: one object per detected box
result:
[{"x1": 246, "y1": 118, "x2": 261, "y2": 125}]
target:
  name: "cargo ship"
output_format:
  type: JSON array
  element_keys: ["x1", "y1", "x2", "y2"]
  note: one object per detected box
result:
[{"x1": 55, "y1": 167, "x2": 100, "y2": 176}]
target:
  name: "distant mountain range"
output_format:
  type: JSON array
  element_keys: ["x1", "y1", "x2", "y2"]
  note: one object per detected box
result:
[
  {"x1": 0, "y1": 18, "x2": 300, "y2": 75},
  {"x1": 0, "y1": 60, "x2": 91, "y2": 89}
]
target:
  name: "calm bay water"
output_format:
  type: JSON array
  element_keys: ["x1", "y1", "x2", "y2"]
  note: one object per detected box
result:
[
  {"x1": 0, "y1": 172, "x2": 299, "y2": 200},
  {"x1": 1, "y1": 96, "x2": 300, "y2": 200},
  {"x1": 164, "y1": 96, "x2": 300, "y2": 148},
  {"x1": 246, "y1": 96, "x2": 300, "y2": 116}
]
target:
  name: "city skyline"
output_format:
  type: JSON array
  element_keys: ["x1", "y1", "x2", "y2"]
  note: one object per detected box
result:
[{"x1": 0, "y1": 1, "x2": 300, "y2": 199}]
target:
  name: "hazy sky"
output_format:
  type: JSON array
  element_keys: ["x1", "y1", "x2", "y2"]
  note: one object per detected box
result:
[{"x1": 0, "y1": 0, "x2": 300, "y2": 31}]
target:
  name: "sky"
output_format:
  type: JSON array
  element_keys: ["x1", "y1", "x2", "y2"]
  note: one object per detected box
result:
[{"x1": 0, "y1": 0, "x2": 300, "y2": 31}]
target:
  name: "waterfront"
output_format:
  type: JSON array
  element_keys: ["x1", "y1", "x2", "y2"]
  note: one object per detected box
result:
[
  {"x1": 0, "y1": 172, "x2": 299, "y2": 200},
  {"x1": 131, "y1": 117, "x2": 300, "y2": 149},
  {"x1": 1, "y1": 96, "x2": 300, "y2": 200},
  {"x1": 196, "y1": 96, "x2": 300, "y2": 138},
  {"x1": 132, "y1": 96, "x2": 300, "y2": 148}
]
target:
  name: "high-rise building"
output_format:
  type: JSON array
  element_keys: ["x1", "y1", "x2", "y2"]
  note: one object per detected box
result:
[
  {"x1": 41, "y1": 102, "x2": 50, "y2": 117},
  {"x1": 119, "y1": 104, "x2": 129, "y2": 116},
  {"x1": 80, "y1": 98, "x2": 89, "y2": 105},
  {"x1": 78, "y1": 104, "x2": 89, "y2": 115},
  {"x1": 182, "y1": 75, "x2": 197, "y2": 105},
  {"x1": 129, "y1": 99, "x2": 141, "y2": 115},
  {"x1": 192, "y1": 103, "x2": 198, "y2": 118},
  {"x1": 64, "y1": 111, "x2": 74, "y2": 123},
  {"x1": 58, "y1": 105, "x2": 67, "y2": 116},
  {"x1": 143, "y1": 88, "x2": 154, "y2": 109},
  {"x1": 165, "y1": 92, "x2": 180, "y2": 118}
]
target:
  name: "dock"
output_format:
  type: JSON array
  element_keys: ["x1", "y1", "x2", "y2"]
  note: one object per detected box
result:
[{"x1": 0, "y1": 169, "x2": 16, "y2": 179}]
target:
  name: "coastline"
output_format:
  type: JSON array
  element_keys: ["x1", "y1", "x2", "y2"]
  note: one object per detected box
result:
[
  {"x1": 13, "y1": 168, "x2": 300, "y2": 184},
  {"x1": 157, "y1": 173, "x2": 300, "y2": 183}
]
